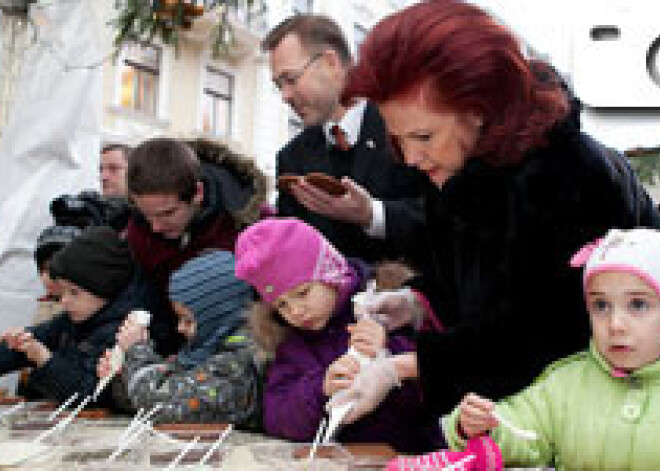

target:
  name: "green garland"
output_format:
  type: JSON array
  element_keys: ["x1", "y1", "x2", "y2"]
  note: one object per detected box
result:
[{"x1": 111, "y1": 0, "x2": 259, "y2": 58}]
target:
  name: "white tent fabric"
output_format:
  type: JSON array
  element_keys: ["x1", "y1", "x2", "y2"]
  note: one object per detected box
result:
[{"x1": 0, "y1": 0, "x2": 103, "y2": 392}]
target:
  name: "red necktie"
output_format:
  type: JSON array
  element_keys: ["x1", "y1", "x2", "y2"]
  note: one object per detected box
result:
[{"x1": 331, "y1": 124, "x2": 350, "y2": 151}]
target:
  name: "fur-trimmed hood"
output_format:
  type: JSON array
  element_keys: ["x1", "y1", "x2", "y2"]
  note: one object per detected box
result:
[{"x1": 185, "y1": 138, "x2": 269, "y2": 229}]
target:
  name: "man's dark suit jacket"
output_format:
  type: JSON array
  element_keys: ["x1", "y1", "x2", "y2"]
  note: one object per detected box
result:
[{"x1": 276, "y1": 102, "x2": 425, "y2": 263}]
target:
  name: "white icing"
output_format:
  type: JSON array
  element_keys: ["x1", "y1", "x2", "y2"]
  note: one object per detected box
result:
[
  {"x1": 220, "y1": 445, "x2": 351, "y2": 471},
  {"x1": 109, "y1": 346, "x2": 124, "y2": 374},
  {"x1": 220, "y1": 446, "x2": 267, "y2": 470},
  {"x1": 0, "y1": 441, "x2": 53, "y2": 466}
]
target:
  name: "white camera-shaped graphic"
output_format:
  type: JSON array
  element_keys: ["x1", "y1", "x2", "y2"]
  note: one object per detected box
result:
[{"x1": 572, "y1": 6, "x2": 660, "y2": 108}]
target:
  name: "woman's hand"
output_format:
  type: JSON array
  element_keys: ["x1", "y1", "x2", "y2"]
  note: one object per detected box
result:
[
  {"x1": 328, "y1": 356, "x2": 400, "y2": 424},
  {"x1": 458, "y1": 393, "x2": 498, "y2": 439},
  {"x1": 323, "y1": 354, "x2": 360, "y2": 397},
  {"x1": 348, "y1": 317, "x2": 386, "y2": 358},
  {"x1": 391, "y1": 351, "x2": 418, "y2": 381},
  {"x1": 116, "y1": 317, "x2": 148, "y2": 351},
  {"x1": 366, "y1": 289, "x2": 426, "y2": 331}
]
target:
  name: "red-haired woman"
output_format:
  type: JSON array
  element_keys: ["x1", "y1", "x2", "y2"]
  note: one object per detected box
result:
[{"x1": 334, "y1": 0, "x2": 660, "y2": 428}]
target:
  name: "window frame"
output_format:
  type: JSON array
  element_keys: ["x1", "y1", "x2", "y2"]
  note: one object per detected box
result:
[
  {"x1": 117, "y1": 42, "x2": 162, "y2": 117},
  {"x1": 201, "y1": 65, "x2": 234, "y2": 139}
]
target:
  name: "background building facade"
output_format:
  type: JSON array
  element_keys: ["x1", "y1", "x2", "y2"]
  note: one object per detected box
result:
[
  {"x1": 1, "y1": 0, "x2": 409, "y2": 177},
  {"x1": 100, "y1": 0, "x2": 409, "y2": 183}
]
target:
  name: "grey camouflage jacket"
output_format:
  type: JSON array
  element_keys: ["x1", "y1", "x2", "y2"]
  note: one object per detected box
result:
[{"x1": 118, "y1": 334, "x2": 260, "y2": 425}]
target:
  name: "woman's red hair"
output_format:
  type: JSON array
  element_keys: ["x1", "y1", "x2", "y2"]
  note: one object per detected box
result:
[{"x1": 343, "y1": 0, "x2": 570, "y2": 165}]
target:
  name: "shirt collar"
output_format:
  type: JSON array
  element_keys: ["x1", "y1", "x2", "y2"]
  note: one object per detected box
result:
[{"x1": 323, "y1": 99, "x2": 367, "y2": 148}]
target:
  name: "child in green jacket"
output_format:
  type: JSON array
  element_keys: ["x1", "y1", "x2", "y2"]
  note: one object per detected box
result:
[{"x1": 439, "y1": 228, "x2": 660, "y2": 470}]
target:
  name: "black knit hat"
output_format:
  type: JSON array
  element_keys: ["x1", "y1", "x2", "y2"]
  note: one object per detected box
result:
[
  {"x1": 49, "y1": 226, "x2": 134, "y2": 300},
  {"x1": 34, "y1": 225, "x2": 81, "y2": 271}
]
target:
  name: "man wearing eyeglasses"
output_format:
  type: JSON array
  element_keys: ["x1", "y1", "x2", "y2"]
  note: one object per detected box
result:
[{"x1": 262, "y1": 14, "x2": 425, "y2": 264}]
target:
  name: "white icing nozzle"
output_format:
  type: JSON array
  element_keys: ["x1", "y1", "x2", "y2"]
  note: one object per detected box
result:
[{"x1": 130, "y1": 310, "x2": 151, "y2": 327}]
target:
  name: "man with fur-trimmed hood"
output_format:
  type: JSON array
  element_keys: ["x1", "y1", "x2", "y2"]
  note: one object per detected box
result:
[{"x1": 125, "y1": 137, "x2": 268, "y2": 354}]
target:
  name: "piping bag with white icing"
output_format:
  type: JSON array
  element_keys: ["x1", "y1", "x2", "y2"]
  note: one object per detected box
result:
[
  {"x1": 93, "y1": 309, "x2": 151, "y2": 401},
  {"x1": 320, "y1": 282, "x2": 387, "y2": 444}
]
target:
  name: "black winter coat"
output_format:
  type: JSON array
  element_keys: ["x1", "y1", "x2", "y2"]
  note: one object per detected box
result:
[
  {"x1": 411, "y1": 119, "x2": 660, "y2": 418},
  {"x1": 277, "y1": 102, "x2": 425, "y2": 263},
  {"x1": 0, "y1": 274, "x2": 156, "y2": 406}
]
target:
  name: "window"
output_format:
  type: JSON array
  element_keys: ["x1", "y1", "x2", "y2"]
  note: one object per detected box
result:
[
  {"x1": 292, "y1": 0, "x2": 313, "y2": 15},
  {"x1": 201, "y1": 66, "x2": 233, "y2": 138},
  {"x1": 119, "y1": 43, "x2": 160, "y2": 115},
  {"x1": 354, "y1": 24, "x2": 368, "y2": 60}
]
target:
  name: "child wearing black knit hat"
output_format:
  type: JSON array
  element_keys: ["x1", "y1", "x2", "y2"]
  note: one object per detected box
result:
[
  {"x1": 0, "y1": 226, "x2": 153, "y2": 406},
  {"x1": 31, "y1": 225, "x2": 80, "y2": 325},
  {"x1": 15, "y1": 225, "x2": 81, "y2": 400}
]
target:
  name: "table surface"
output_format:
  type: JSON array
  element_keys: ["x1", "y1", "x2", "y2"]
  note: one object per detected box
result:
[{"x1": 0, "y1": 401, "x2": 552, "y2": 470}]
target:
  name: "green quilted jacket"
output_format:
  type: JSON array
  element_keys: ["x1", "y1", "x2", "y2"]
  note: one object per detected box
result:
[{"x1": 445, "y1": 341, "x2": 660, "y2": 470}]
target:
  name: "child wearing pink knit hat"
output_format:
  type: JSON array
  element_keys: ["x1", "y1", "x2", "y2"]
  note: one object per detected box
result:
[
  {"x1": 430, "y1": 227, "x2": 660, "y2": 470},
  {"x1": 235, "y1": 217, "x2": 442, "y2": 453}
]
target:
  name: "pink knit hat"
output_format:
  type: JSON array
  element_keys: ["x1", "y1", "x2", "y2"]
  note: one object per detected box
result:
[
  {"x1": 234, "y1": 218, "x2": 352, "y2": 303},
  {"x1": 570, "y1": 228, "x2": 660, "y2": 297}
]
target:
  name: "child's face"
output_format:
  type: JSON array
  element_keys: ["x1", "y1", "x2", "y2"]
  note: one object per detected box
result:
[
  {"x1": 273, "y1": 281, "x2": 338, "y2": 331},
  {"x1": 39, "y1": 263, "x2": 62, "y2": 297},
  {"x1": 587, "y1": 271, "x2": 660, "y2": 372},
  {"x1": 173, "y1": 301, "x2": 197, "y2": 340},
  {"x1": 58, "y1": 279, "x2": 107, "y2": 323}
]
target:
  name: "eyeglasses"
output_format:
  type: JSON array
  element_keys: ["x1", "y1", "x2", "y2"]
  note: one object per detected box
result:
[{"x1": 273, "y1": 52, "x2": 323, "y2": 91}]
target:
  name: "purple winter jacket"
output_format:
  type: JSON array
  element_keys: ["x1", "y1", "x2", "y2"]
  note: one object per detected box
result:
[{"x1": 263, "y1": 260, "x2": 442, "y2": 453}]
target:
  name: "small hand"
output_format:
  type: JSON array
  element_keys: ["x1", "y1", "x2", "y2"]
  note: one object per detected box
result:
[
  {"x1": 97, "y1": 349, "x2": 116, "y2": 378},
  {"x1": 347, "y1": 317, "x2": 386, "y2": 358},
  {"x1": 323, "y1": 354, "x2": 360, "y2": 397},
  {"x1": 11, "y1": 331, "x2": 51, "y2": 367},
  {"x1": 458, "y1": 393, "x2": 498, "y2": 439},
  {"x1": 290, "y1": 177, "x2": 373, "y2": 227},
  {"x1": 116, "y1": 317, "x2": 148, "y2": 351},
  {"x1": 1, "y1": 327, "x2": 28, "y2": 350}
]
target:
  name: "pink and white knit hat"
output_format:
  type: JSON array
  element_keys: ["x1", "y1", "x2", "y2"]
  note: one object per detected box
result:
[
  {"x1": 234, "y1": 218, "x2": 352, "y2": 303},
  {"x1": 570, "y1": 228, "x2": 660, "y2": 296}
]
